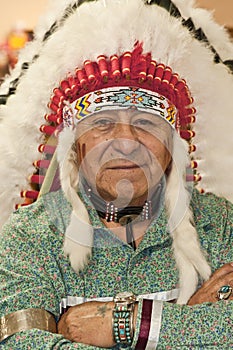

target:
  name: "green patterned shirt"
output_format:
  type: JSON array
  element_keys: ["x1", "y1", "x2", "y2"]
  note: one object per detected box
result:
[{"x1": 0, "y1": 189, "x2": 232, "y2": 349}]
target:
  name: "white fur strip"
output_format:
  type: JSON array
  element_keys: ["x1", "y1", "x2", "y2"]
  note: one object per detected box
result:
[{"x1": 59, "y1": 289, "x2": 179, "y2": 314}]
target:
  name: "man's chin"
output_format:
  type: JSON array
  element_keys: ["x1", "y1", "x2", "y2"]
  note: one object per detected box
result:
[{"x1": 96, "y1": 184, "x2": 149, "y2": 207}]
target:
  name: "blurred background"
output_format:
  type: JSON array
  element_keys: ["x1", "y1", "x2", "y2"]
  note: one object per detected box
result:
[{"x1": 0, "y1": 0, "x2": 232, "y2": 78}]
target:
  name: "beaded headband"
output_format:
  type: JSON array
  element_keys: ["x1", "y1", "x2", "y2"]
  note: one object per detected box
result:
[{"x1": 62, "y1": 87, "x2": 177, "y2": 129}]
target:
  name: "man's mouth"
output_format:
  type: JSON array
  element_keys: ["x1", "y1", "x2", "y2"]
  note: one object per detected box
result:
[{"x1": 106, "y1": 162, "x2": 142, "y2": 170}]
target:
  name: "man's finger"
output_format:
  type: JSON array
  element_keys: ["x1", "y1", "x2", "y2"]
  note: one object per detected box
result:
[{"x1": 204, "y1": 263, "x2": 233, "y2": 288}]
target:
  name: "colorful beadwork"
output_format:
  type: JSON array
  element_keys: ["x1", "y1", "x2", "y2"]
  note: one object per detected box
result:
[
  {"x1": 69, "y1": 87, "x2": 176, "y2": 128},
  {"x1": 1, "y1": 189, "x2": 233, "y2": 348},
  {"x1": 113, "y1": 306, "x2": 133, "y2": 344}
]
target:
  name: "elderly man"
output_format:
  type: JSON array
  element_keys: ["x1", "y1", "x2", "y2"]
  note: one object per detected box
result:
[{"x1": 0, "y1": 0, "x2": 233, "y2": 348}]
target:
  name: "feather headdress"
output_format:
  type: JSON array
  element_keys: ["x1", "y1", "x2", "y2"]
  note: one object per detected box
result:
[{"x1": 0, "y1": 0, "x2": 233, "y2": 303}]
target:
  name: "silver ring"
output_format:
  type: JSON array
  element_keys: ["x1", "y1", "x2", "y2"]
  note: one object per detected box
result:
[{"x1": 217, "y1": 285, "x2": 232, "y2": 300}]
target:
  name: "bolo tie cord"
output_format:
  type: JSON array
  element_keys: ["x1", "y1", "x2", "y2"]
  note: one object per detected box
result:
[
  {"x1": 126, "y1": 217, "x2": 136, "y2": 250},
  {"x1": 96, "y1": 209, "x2": 137, "y2": 250},
  {"x1": 82, "y1": 179, "x2": 156, "y2": 251}
]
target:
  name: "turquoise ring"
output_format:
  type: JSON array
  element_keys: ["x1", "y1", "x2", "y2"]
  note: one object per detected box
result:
[{"x1": 217, "y1": 285, "x2": 232, "y2": 300}]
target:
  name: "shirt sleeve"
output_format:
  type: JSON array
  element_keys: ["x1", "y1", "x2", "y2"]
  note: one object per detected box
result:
[
  {"x1": 0, "y1": 207, "x2": 118, "y2": 350},
  {"x1": 133, "y1": 299, "x2": 233, "y2": 349},
  {"x1": 0, "y1": 330, "x2": 112, "y2": 349},
  {"x1": 132, "y1": 196, "x2": 233, "y2": 349}
]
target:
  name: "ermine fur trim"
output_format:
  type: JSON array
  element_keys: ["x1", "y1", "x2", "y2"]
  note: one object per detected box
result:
[
  {"x1": 57, "y1": 128, "x2": 93, "y2": 271},
  {"x1": 165, "y1": 133, "x2": 211, "y2": 303}
]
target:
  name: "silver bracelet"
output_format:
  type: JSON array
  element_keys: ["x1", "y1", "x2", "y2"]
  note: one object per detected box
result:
[{"x1": 0, "y1": 308, "x2": 57, "y2": 342}]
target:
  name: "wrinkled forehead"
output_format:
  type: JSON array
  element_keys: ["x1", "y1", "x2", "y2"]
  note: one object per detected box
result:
[
  {"x1": 74, "y1": 108, "x2": 174, "y2": 151},
  {"x1": 76, "y1": 107, "x2": 172, "y2": 130}
]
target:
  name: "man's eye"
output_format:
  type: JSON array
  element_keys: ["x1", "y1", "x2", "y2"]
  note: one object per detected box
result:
[
  {"x1": 93, "y1": 118, "x2": 115, "y2": 130},
  {"x1": 134, "y1": 119, "x2": 153, "y2": 126},
  {"x1": 133, "y1": 119, "x2": 155, "y2": 128}
]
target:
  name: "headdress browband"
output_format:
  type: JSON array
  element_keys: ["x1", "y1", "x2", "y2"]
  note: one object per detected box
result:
[
  {"x1": 61, "y1": 87, "x2": 177, "y2": 130},
  {"x1": 0, "y1": 0, "x2": 232, "y2": 106}
]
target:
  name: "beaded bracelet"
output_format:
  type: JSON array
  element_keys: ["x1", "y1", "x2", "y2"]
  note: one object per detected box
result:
[{"x1": 113, "y1": 302, "x2": 135, "y2": 345}]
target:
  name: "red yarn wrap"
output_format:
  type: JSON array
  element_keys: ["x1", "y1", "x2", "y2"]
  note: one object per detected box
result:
[
  {"x1": 110, "y1": 55, "x2": 121, "y2": 79},
  {"x1": 34, "y1": 160, "x2": 51, "y2": 169},
  {"x1": 84, "y1": 60, "x2": 96, "y2": 83},
  {"x1": 122, "y1": 52, "x2": 132, "y2": 78},
  {"x1": 97, "y1": 55, "x2": 109, "y2": 80},
  {"x1": 45, "y1": 114, "x2": 62, "y2": 125},
  {"x1": 38, "y1": 144, "x2": 56, "y2": 154},
  {"x1": 40, "y1": 125, "x2": 57, "y2": 136},
  {"x1": 147, "y1": 60, "x2": 157, "y2": 81},
  {"x1": 162, "y1": 67, "x2": 172, "y2": 84},
  {"x1": 30, "y1": 175, "x2": 45, "y2": 185},
  {"x1": 21, "y1": 190, "x2": 39, "y2": 200}
]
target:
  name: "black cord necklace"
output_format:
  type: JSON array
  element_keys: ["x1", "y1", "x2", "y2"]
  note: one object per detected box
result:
[
  {"x1": 86, "y1": 189, "x2": 154, "y2": 250},
  {"x1": 81, "y1": 177, "x2": 165, "y2": 250}
]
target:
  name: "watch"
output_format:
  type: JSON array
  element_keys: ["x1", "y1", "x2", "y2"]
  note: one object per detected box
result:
[{"x1": 112, "y1": 291, "x2": 136, "y2": 345}]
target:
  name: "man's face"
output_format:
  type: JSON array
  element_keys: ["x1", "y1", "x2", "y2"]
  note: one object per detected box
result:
[{"x1": 76, "y1": 109, "x2": 172, "y2": 206}]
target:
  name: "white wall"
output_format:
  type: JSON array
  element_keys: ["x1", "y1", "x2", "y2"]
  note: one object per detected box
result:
[
  {"x1": 0, "y1": 0, "x2": 48, "y2": 41},
  {"x1": 0, "y1": 0, "x2": 232, "y2": 42},
  {"x1": 196, "y1": 0, "x2": 233, "y2": 28}
]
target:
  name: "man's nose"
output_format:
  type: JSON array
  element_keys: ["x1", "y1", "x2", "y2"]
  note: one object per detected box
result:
[{"x1": 111, "y1": 123, "x2": 140, "y2": 154}]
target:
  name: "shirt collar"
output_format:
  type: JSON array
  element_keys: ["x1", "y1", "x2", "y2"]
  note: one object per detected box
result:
[{"x1": 42, "y1": 187, "x2": 210, "y2": 253}]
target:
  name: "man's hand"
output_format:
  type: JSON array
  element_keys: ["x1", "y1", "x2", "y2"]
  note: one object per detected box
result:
[
  {"x1": 58, "y1": 301, "x2": 115, "y2": 347},
  {"x1": 188, "y1": 263, "x2": 233, "y2": 305}
]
